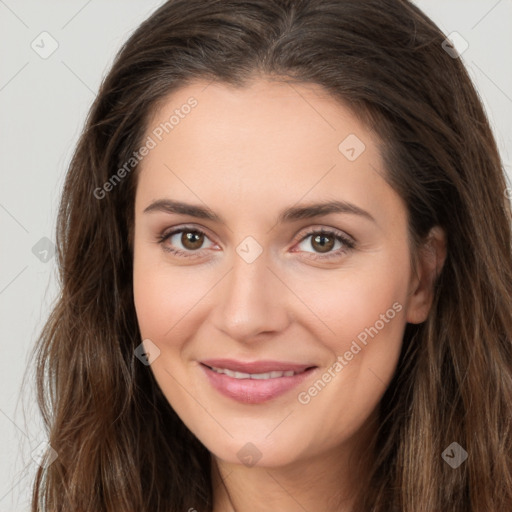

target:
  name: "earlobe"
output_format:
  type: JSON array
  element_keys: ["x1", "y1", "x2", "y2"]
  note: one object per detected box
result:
[{"x1": 405, "y1": 226, "x2": 447, "y2": 324}]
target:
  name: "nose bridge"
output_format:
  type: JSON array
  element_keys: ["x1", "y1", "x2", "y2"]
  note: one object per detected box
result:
[{"x1": 212, "y1": 247, "x2": 288, "y2": 341}]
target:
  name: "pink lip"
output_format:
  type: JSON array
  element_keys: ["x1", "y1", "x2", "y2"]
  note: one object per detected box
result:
[{"x1": 199, "y1": 360, "x2": 317, "y2": 404}]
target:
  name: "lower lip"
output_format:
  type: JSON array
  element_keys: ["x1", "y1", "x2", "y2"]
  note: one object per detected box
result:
[{"x1": 200, "y1": 364, "x2": 317, "y2": 404}]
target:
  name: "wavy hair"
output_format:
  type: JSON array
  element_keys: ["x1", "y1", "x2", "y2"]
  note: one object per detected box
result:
[{"x1": 30, "y1": 0, "x2": 512, "y2": 510}]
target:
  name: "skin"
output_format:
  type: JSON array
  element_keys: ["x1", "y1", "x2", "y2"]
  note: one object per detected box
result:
[{"x1": 132, "y1": 78, "x2": 446, "y2": 512}]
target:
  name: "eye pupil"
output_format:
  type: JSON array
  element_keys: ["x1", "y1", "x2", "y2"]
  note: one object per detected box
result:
[
  {"x1": 182, "y1": 231, "x2": 204, "y2": 250},
  {"x1": 312, "y1": 234, "x2": 334, "y2": 253}
]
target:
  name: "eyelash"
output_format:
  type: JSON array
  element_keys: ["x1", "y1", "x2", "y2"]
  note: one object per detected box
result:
[{"x1": 157, "y1": 225, "x2": 356, "y2": 261}]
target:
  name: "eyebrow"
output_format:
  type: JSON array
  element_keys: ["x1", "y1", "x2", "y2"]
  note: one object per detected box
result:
[{"x1": 143, "y1": 199, "x2": 376, "y2": 224}]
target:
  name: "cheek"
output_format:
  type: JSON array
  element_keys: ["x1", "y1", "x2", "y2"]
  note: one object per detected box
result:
[
  {"x1": 132, "y1": 254, "x2": 203, "y2": 405},
  {"x1": 337, "y1": 274, "x2": 407, "y2": 348},
  {"x1": 133, "y1": 246, "x2": 208, "y2": 342},
  {"x1": 294, "y1": 251, "x2": 410, "y2": 355},
  {"x1": 292, "y1": 251, "x2": 410, "y2": 410},
  {"x1": 291, "y1": 271, "x2": 408, "y2": 450},
  {"x1": 133, "y1": 264, "x2": 174, "y2": 341}
]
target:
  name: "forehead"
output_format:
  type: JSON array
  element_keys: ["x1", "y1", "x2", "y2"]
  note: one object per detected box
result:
[
  {"x1": 135, "y1": 79, "x2": 404, "y2": 229},
  {"x1": 144, "y1": 79, "x2": 370, "y2": 156}
]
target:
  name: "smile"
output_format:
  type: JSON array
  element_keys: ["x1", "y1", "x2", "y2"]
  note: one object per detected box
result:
[
  {"x1": 200, "y1": 361, "x2": 317, "y2": 404},
  {"x1": 207, "y1": 366, "x2": 305, "y2": 379}
]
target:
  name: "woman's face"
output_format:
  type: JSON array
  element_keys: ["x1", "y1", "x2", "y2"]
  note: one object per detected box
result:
[{"x1": 133, "y1": 79, "x2": 434, "y2": 468}]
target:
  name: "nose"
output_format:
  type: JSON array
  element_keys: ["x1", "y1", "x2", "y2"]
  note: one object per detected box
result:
[{"x1": 211, "y1": 249, "x2": 290, "y2": 343}]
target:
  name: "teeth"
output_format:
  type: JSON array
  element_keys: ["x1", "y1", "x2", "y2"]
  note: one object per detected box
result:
[{"x1": 209, "y1": 366, "x2": 299, "y2": 379}]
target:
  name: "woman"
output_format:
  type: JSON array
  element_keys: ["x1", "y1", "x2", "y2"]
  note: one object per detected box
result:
[{"x1": 31, "y1": 0, "x2": 512, "y2": 510}]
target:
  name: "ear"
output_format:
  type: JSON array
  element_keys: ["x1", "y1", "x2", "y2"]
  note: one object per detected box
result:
[{"x1": 405, "y1": 226, "x2": 447, "y2": 324}]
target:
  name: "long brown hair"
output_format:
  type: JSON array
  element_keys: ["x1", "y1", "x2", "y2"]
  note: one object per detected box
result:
[{"x1": 30, "y1": 0, "x2": 512, "y2": 510}]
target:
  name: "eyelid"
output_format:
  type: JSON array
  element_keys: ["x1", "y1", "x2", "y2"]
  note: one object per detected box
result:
[
  {"x1": 159, "y1": 224, "x2": 215, "y2": 242},
  {"x1": 293, "y1": 225, "x2": 356, "y2": 247}
]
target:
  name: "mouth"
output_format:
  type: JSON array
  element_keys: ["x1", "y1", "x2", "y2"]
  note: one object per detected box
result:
[
  {"x1": 199, "y1": 359, "x2": 318, "y2": 404},
  {"x1": 205, "y1": 365, "x2": 312, "y2": 379}
]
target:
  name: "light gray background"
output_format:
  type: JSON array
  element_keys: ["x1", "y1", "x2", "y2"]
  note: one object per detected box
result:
[{"x1": 1, "y1": 1, "x2": 511, "y2": 510}]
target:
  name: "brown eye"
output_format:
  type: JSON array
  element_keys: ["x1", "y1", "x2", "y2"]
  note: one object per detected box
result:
[
  {"x1": 181, "y1": 231, "x2": 205, "y2": 250},
  {"x1": 159, "y1": 227, "x2": 216, "y2": 258},
  {"x1": 310, "y1": 233, "x2": 335, "y2": 253},
  {"x1": 294, "y1": 228, "x2": 355, "y2": 261}
]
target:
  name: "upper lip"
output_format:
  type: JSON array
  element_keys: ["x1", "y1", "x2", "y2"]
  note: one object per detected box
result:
[{"x1": 201, "y1": 359, "x2": 316, "y2": 374}]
